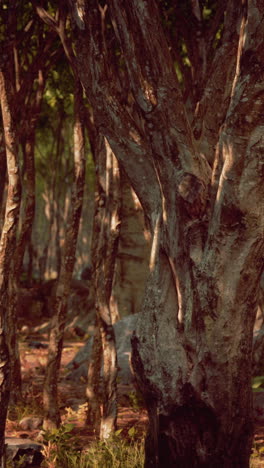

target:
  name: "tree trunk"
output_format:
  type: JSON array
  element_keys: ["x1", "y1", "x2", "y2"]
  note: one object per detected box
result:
[
  {"x1": 43, "y1": 80, "x2": 86, "y2": 429},
  {"x1": 8, "y1": 70, "x2": 46, "y2": 405},
  {"x1": 69, "y1": 0, "x2": 264, "y2": 464},
  {"x1": 86, "y1": 316, "x2": 102, "y2": 434},
  {"x1": 0, "y1": 65, "x2": 21, "y2": 468},
  {"x1": 86, "y1": 134, "x2": 121, "y2": 438},
  {"x1": 0, "y1": 144, "x2": 6, "y2": 231},
  {"x1": 113, "y1": 170, "x2": 150, "y2": 318}
]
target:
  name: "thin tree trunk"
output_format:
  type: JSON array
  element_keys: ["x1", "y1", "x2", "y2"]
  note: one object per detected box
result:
[
  {"x1": 99, "y1": 140, "x2": 121, "y2": 439},
  {"x1": 0, "y1": 65, "x2": 21, "y2": 468},
  {"x1": 44, "y1": 110, "x2": 64, "y2": 279},
  {"x1": 0, "y1": 144, "x2": 6, "y2": 229},
  {"x1": 0, "y1": 150, "x2": 7, "y2": 233},
  {"x1": 86, "y1": 135, "x2": 121, "y2": 438},
  {"x1": 85, "y1": 179, "x2": 103, "y2": 434},
  {"x1": 8, "y1": 70, "x2": 45, "y2": 405},
  {"x1": 86, "y1": 316, "x2": 102, "y2": 434},
  {"x1": 43, "y1": 80, "x2": 86, "y2": 429}
]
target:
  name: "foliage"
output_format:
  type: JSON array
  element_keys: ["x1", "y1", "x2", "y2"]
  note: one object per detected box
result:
[
  {"x1": 81, "y1": 433, "x2": 145, "y2": 468},
  {"x1": 41, "y1": 423, "x2": 79, "y2": 468},
  {"x1": 250, "y1": 443, "x2": 264, "y2": 468},
  {"x1": 128, "y1": 390, "x2": 145, "y2": 413},
  {"x1": 40, "y1": 422, "x2": 144, "y2": 468},
  {"x1": 252, "y1": 376, "x2": 264, "y2": 393},
  {"x1": 7, "y1": 455, "x2": 28, "y2": 468},
  {"x1": 8, "y1": 400, "x2": 44, "y2": 422},
  {"x1": 65, "y1": 402, "x2": 89, "y2": 425}
]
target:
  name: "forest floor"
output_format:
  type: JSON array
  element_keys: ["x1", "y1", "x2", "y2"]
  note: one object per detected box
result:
[
  {"x1": 5, "y1": 335, "x2": 264, "y2": 467},
  {"x1": 6, "y1": 337, "x2": 148, "y2": 457}
]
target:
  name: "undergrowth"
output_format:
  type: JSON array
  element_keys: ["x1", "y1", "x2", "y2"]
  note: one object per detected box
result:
[
  {"x1": 40, "y1": 424, "x2": 145, "y2": 468},
  {"x1": 6, "y1": 419, "x2": 264, "y2": 468}
]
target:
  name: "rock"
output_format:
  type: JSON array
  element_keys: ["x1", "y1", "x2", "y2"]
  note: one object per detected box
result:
[
  {"x1": 19, "y1": 417, "x2": 43, "y2": 431},
  {"x1": 6, "y1": 437, "x2": 43, "y2": 467},
  {"x1": 67, "y1": 314, "x2": 138, "y2": 385}
]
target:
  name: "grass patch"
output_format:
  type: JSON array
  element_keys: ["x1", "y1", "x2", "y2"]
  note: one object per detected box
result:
[
  {"x1": 8, "y1": 400, "x2": 44, "y2": 422},
  {"x1": 40, "y1": 426, "x2": 145, "y2": 468},
  {"x1": 250, "y1": 442, "x2": 264, "y2": 467}
]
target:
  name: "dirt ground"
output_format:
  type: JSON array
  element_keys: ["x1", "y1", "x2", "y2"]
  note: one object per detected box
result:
[{"x1": 6, "y1": 338, "x2": 148, "y2": 446}]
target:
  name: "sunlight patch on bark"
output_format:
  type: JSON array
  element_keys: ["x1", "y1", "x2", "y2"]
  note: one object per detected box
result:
[{"x1": 149, "y1": 214, "x2": 161, "y2": 272}]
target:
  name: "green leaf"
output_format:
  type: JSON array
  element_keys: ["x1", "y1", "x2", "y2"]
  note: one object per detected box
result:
[
  {"x1": 252, "y1": 376, "x2": 264, "y2": 389},
  {"x1": 62, "y1": 423, "x2": 75, "y2": 433},
  {"x1": 128, "y1": 426, "x2": 136, "y2": 438}
]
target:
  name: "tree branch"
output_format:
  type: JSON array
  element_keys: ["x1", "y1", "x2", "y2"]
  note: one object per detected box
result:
[
  {"x1": 35, "y1": 6, "x2": 58, "y2": 31},
  {"x1": 193, "y1": 0, "x2": 246, "y2": 166},
  {"x1": 109, "y1": 0, "x2": 211, "y2": 185},
  {"x1": 68, "y1": 0, "x2": 162, "y2": 227}
]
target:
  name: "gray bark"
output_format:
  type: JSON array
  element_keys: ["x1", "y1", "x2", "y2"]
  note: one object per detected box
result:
[
  {"x1": 113, "y1": 171, "x2": 150, "y2": 318},
  {"x1": 69, "y1": 0, "x2": 264, "y2": 465}
]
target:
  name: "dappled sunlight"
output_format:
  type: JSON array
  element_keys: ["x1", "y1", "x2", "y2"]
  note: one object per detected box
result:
[
  {"x1": 215, "y1": 139, "x2": 235, "y2": 205},
  {"x1": 149, "y1": 213, "x2": 161, "y2": 273}
]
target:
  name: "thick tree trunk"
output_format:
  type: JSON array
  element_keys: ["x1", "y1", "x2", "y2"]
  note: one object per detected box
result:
[
  {"x1": 132, "y1": 240, "x2": 261, "y2": 467},
  {"x1": 0, "y1": 66, "x2": 21, "y2": 468},
  {"x1": 43, "y1": 80, "x2": 86, "y2": 429},
  {"x1": 131, "y1": 3, "x2": 264, "y2": 465},
  {"x1": 113, "y1": 170, "x2": 150, "y2": 318},
  {"x1": 69, "y1": 0, "x2": 264, "y2": 465}
]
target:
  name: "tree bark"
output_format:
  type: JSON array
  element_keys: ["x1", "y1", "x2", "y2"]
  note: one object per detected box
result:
[
  {"x1": 0, "y1": 65, "x2": 21, "y2": 468},
  {"x1": 86, "y1": 315, "x2": 102, "y2": 434},
  {"x1": 68, "y1": 0, "x2": 264, "y2": 466},
  {"x1": 113, "y1": 170, "x2": 150, "y2": 318},
  {"x1": 86, "y1": 134, "x2": 121, "y2": 438},
  {"x1": 0, "y1": 143, "x2": 6, "y2": 231},
  {"x1": 8, "y1": 69, "x2": 46, "y2": 405},
  {"x1": 43, "y1": 80, "x2": 86, "y2": 429},
  {"x1": 0, "y1": 152, "x2": 7, "y2": 234}
]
